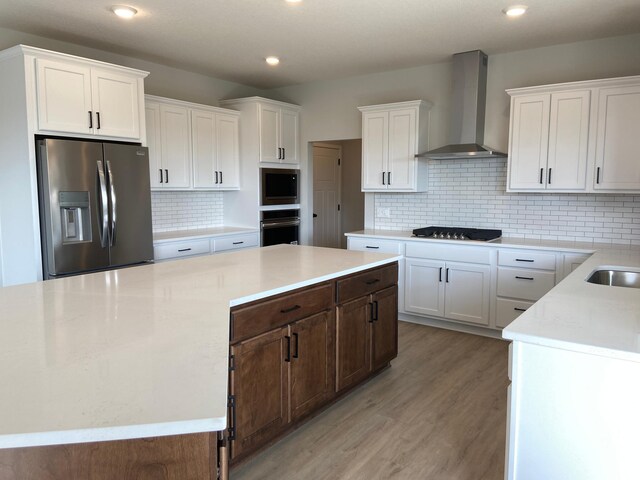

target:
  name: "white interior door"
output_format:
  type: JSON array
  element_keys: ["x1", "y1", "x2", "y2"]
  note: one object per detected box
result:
[{"x1": 312, "y1": 145, "x2": 341, "y2": 248}]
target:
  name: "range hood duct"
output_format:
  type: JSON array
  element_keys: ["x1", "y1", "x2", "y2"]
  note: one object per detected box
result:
[{"x1": 417, "y1": 50, "x2": 506, "y2": 160}]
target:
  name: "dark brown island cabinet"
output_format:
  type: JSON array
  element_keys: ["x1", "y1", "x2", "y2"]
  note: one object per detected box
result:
[
  {"x1": 0, "y1": 262, "x2": 398, "y2": 479},
  {"x1": 228, "y1": 262, "x2": 398, "y2": 465}
]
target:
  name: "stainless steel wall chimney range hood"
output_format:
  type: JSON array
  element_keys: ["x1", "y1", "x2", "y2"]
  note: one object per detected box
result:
[{"x1": 416, "y1": 50, "x2": 506, "y2": 160}]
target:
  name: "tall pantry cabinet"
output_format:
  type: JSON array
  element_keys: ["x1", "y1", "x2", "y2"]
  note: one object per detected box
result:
[{"x1": 0, "y1": 45, "x2": 148, "y2": 287}]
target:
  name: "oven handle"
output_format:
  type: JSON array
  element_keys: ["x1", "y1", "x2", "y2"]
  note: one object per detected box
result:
[{"x1": 261, "y1": 219, "x2": 301, "y2": 229}]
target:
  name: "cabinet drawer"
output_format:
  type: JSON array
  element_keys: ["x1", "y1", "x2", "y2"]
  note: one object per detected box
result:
[
  {"x1": 336, "y1": 263, "x2": 398, "y2": 304},
  {"x1": 153, "y1": 239, "x2": 211, "y2": 261},
  {"x1": 497, "y1": 267, "x2": 555, "y2": 301},
  {"x1": 498, "y1": 249, "x2": 556, "y2": 270},
  {"x1": 213, "y1": 233, "x2": 259, "y2": 252},
  {"x1": 405, "y1": 242, "x2": 490, "y2": 264},
  {"x1": 496, "y1": 298, "x2": 534, "y2": 328},
  {"x1": 231, "y1": 283, "x2": 333, "y2": 343},
  {"x1": 348, "y1": 237, "x2": 403, "y2": 254}
]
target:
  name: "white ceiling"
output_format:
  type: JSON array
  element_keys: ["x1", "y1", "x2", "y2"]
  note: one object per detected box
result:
[{"x1": 1, "y1": 0, "x2": 639, "y2": 89}]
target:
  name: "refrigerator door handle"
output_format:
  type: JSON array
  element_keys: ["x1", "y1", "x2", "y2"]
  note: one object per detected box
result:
[
  {"x1": 96, "y1": 161, "x2": 109, "y2": 248},
  {"x1": 106, "y1": 160, "x2": 117, "y2": 247}
]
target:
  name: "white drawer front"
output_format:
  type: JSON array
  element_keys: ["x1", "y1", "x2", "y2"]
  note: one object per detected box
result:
[
  {"x1": 498, "y1": 249, "x2": 556, "y2": 270},
  {"x1": 154, "y1": 239, "x2": 211, "y2": 261},
  {"x1": 348, "y1": 237, "x2": 404, "y2": 254},
  {"x1": 497, "y1": 267, "x2": 556, "y2": 301},
  {"x1": 496, "y1": 298, "x2": 534, "y2": 329},
  {"x1": 405, "y1": 242, "x2": 490, "y2": 264},
  {"x1": 213, "y1": 233, "x2": 259, "y2": 252}
]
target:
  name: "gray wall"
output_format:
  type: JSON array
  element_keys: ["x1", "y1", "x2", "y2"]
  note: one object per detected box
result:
[
  {"x1": 0, "y1": 27, "x2": 264, "y2": 105},
  {"x1": 270, "y1": 32, "x2": 640, "y2": 244}
]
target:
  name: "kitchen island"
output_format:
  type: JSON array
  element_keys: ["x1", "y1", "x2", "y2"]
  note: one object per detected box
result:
[{"x1": 0, "y1": 245, "x2": 400, "y2": 478}]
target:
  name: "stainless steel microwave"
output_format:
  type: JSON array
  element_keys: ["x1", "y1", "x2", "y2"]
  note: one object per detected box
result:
[{"x1": 261, "y1": 168, "x2": 299, "y2": 205}]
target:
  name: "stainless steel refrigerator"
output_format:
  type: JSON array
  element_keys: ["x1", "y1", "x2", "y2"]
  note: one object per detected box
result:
[{"x1": 36, "y1": 138, "x2": 154, "y2": 279}]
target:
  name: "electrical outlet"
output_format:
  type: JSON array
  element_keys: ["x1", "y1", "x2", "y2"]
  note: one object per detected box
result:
[{"x1": 376, "y1": 207, "x2": 391, "y2": 218}]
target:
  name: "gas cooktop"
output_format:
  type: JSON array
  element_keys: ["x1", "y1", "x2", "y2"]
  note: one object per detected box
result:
[{"x1": 412, "y1": 226, "x2": 502, "y2": 241}]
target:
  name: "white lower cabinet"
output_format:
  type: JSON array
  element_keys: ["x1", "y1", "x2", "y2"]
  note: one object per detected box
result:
[
  {"x1": 154, "y1": 231, "x2": 259, "y2": 262},
  {"x1": 404, "y1": 245, "x2": 491, "y2": 326},
  {"x1": 495, "y1": 249, "x2": 558, "y2": 328}
]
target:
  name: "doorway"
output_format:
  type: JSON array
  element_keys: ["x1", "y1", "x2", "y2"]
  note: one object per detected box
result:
[
  {"x1": 311, "y1": 140, "x2": 364, "y2": 248},
  {"x1": 312, "y1": 143, "x2": 341, "y2": 248}
]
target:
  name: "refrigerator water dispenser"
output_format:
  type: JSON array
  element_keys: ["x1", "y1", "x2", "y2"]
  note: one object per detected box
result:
[{"x1": 59, "y1": 191, "x2": 91, "y2": 244}]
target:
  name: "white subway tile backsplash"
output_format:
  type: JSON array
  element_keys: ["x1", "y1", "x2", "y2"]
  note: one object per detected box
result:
[
  {"x1": 373, "y1": 158, "x2": 640, "y2": 245},
  {"x1": 151, "y1": 191, "x2": 223, "y2": 232}
]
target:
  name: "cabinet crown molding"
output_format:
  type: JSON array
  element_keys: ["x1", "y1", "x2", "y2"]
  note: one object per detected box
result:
[
  {"x1": 220, "y1": 96, "x2": 300, "y2": 110},
  {"x1": 0, "y1": 44, "x2": 149, "y2": 78},
  {"x1": 506, "y1": 75, "x2": 640, "y2": 96},
  {"x1": 358, "y1": 100, "x2": 433, "y2": 112},
  {"x1": 145, "y1": 94, "x2": 240, "y2": 116}
]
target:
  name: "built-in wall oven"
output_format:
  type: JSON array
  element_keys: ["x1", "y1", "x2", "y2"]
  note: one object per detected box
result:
[
  {"x1": 261, "y1": 209, "x2": 300, "y2": 246},
  {"x1": 261, "y1": 168, "x2": 299, "y2": 205}
]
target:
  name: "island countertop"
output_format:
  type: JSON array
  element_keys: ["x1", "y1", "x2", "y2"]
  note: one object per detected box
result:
[{"x1": 0, "y1": 245, "x2": 400, "y2": 449}]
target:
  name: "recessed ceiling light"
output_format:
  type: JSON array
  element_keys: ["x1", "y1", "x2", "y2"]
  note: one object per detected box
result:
[
  {"x1": 266, "y1": 56, "x2": 280, "y2": 66},
  {"x1": 111, "y1": 5, "x2": 138, "y2": 19},
  {"x1": 503, "y1": 5, "x2": 528, "y2": 17},
  {"x1": 286, "y1": 0, "x2": 303, "y2": 3}
]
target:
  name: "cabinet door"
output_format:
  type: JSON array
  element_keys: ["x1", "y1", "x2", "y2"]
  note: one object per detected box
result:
[
  {"x1": 404, "y1": 258, "x2": 445, "y2": 317},
  {"x1": 336, "y1": 296, "x2": 371, "y2": 392},
  {"x1": 371, "y1": 286, "x2": 398, "y2": 371},
  {"x1": 387, "y1": 108, "x2": 417, "y2": 191},
  {"x1": 259, "y1": 104, "x2": 280, "y2": 163},
  {"x1": 145, "y1": 102, "x2": 163, "y2": 188},
  {"x1": 35, "y1": 58, "x2": 93, "y2": 135},
  {"x1": 444, "y1": 262, "x2": 491, "y2": 326},
  {"x1": 230, "y1": 327, "x2": 289, "y2": 461},
  {"x1": 191, "y1": 109, "x2": 217, "y2": 188},
  {"x1": 159, "y1": 104, "x2": 191, "y2": 188},
  {"x1": 90, "y1": 68, "x2": 141, "y2": 139},
  {"x1": 547, "y1": 91, "x2": 590, "y2": 190},
  {"x1": 216, "y1": 113, "x2": 240, "y2": 189},
  {"x1": 289, "y1": 310, "x2": 334, "y2": 422},
  {"x1": 361, "y1": 111, "x2": 389, "y2": 191},
  {"x1": 562, "y1": 253, "x2": 590, "y2": 280},
  {"x1": 594, "y1": 85, "x2": 640, "y2": 190},
  {"x1": 508, "y1": 94, "x2": 550, "y2": 190},
  {"x1": 280, "y1": 108, "x2": 299, "y2": 164}
]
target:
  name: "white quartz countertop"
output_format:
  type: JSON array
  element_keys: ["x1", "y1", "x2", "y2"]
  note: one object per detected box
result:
[
  {"x1": 345, "y1": 229, "x2": 609, "y2": 253},
  {"x1": 503, "y1": 246, "x2": 640, "y2": 362},
  {"x1": 0, "y1": 245, "x2": 400, "y2": 449},
  {"x1": 346, "y1": 229, "x2": 640, "y2": 362},
  {"x1": 153, "y1": 226, "x2": 258, "y2": 243}
]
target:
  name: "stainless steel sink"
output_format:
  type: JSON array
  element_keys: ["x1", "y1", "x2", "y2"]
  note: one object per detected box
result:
[{"x1": 586, "y1": 269, "x2": 640, "y2": 288}]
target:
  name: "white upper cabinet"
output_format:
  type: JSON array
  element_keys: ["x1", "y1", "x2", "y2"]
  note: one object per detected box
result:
[
  {"x1": 145, "y1": 95, "x2": 240, "y2": 191},
  {"x1": 507, "y1": 90, "x2": 589, "y2": 191},
  {"x1": 358, "y1": 100, "x2": 431, "y2": 192},
  {"x1": 507, "y1": 75, "x2": 640, "y2": 193},
  {"x1": 258, "y1": 103, "x2": 299, "y2": 164},
  {"x1": 35, "y1": 57, "x2": 145, "y2": 140},
  {"x1": 594, "y1": 84, "x2": 640, "y2": 190}
]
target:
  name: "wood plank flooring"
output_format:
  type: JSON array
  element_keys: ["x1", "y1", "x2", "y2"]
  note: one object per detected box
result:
[{"x1": 232, "y1": 322, "x2": 509, "y2": 480}]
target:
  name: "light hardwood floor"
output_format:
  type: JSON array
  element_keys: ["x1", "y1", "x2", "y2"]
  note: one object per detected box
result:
[{"x1": 232, "y1": 321, "x2": 509, "y2": 480}]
